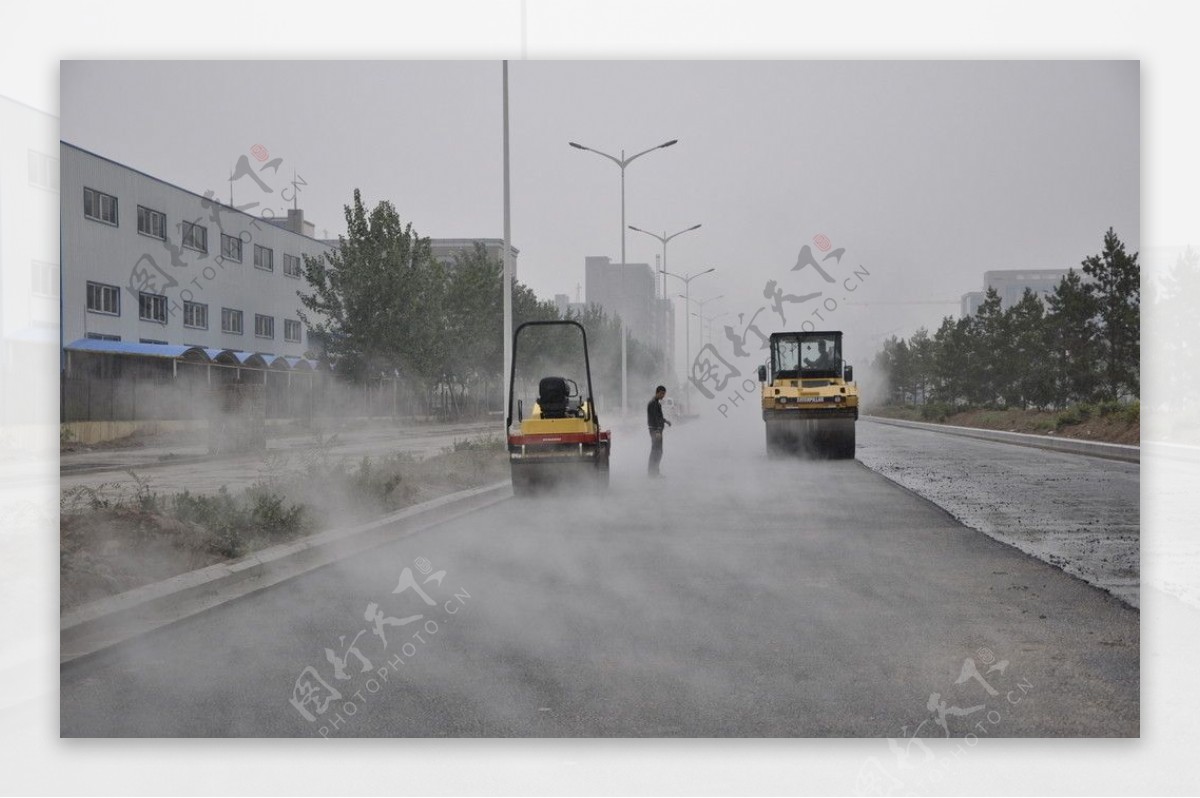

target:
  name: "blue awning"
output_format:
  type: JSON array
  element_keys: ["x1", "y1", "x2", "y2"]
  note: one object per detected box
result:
[
  {"x1": 65, "y1": 339, "x2": 319, "y2": 371},
  {"x1": 65, "y1": 339, "x2": 199, "y2": 359},
  {"x1": 228, "y1": 351, "x2": 268, "y2": 367}
]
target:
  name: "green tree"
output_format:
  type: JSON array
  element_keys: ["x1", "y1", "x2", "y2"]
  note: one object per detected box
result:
[
  {"x1": 297, "y1": 189, "x2": 445, "y2": 387},
  {"x1": 1081, "y1": 227, "x2": 1140, "y2": 400},
  {"x1": 443, "y1": 242, "x2": 505, "y2": 412},
  {"x1": 1045, "y1": 268, "x2": 1100, "y2": 404},
  {"x1": 1005, "y1": 288, "x2": 1054, "y2": 409},
  {"x1": 871, "y1": 335, "x2": 912, "y2": 404},
  {"x1": 971, "y1": 287, "x2": 1007, "y2": 406},
  {"x1": 907, "y1": 327, "x2": 936, "y2": 404},
  {"x1": 930, "y1": 315, "x2": 976, "y2": 407}
]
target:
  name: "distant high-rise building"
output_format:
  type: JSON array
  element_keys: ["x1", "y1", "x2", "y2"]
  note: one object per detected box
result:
[
  {"x1": 553, "y1": 293, "x2": 586, "y2": 319},
  {"x1": 962, "y1": 269, "x2": 1069, "y2": 316},
  {"x1": 961, "y1": 291, "x2": 986, "y2": 317},
  {"x1": 584, "y1": 256, "x2": 658, "y2": 343}
]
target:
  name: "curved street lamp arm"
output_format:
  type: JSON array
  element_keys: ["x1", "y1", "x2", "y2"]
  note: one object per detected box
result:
[
  {"x1": 663, "y1": 223, "x2": 702, "y2": 244},
  {"x1": 624, "y1": 138, "x2": 678, "y2": 166},
  {"x1": 628, "y1": 225, "x2": 667, "y2": 244},
  {"x1": 569, "y1": 141, "x2": 623, "y2": 168}
]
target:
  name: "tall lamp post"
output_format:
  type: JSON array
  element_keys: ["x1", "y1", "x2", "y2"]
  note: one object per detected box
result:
[
  {"x1": 660, "y1": 267, "x2": 715, "y2": 414},
  {"x1": 569, "y1": 138, "x2": 678, "y2": 415},
  {"x1": 627, "y1": 223, "x2": 702, "y2": 301},
  {"x1": 682, "y1": 293, "x2": 724, "y2": 369},
  {"x1": 694, "y1": 310, "x2": 731, "y2": 344}
]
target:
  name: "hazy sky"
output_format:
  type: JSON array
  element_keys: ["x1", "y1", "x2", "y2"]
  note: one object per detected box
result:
[{"x1": 61, "y1": 60, "x2": 1138, "y2": 366}]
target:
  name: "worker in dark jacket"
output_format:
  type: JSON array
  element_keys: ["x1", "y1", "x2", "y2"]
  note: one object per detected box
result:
[{"x1": 647, "y1": 385, "x2": 672, "y2": 476}]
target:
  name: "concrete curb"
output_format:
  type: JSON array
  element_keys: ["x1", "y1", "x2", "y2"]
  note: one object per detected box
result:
[
  {"x1": 864, "y1": 416, "x2": 1140, "y2": 463},
  {"x1": 61, "y1": 481, "x2": 511, "y2": 664}
]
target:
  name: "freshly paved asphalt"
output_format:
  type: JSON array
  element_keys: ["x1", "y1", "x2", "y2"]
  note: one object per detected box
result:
[{"x1": 60, "y1": 416, "x2": 1139, "y2": 737}]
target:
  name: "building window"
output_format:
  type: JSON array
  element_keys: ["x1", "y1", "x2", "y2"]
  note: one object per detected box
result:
[
  {"x1": 137, "y1": 205, "x2": 167, "y2": 240},
  {"x1": 254, "y1": 244, "x2": 274, "y2": 272},
  {"x1": 28, "y1": 151, "x2": 58, "y2": 191},
  {"x1": 221, "y1": 233, "x2": 243, "y2": 263},
  {"x1": 255, "y1": 314, "x2": 274, "y2": 339},
  {"x1": 86, "y1": 281, "x2": 120, "y2": 315},
  {"x1": 84, "y1": 187, "x2": 118, "y2": 225},
  {"x1": 283, "y1": 253, "x2": 302, "y2": 278},
  {"x1": 183, "y1": 301, "x2": 209, "y2": 330},
  {"x1": 139, "y1": 291, "x2": 168, "y2": 323},
  {"x1": 140, "y1": 338, "x2": 169, "y2": 345},
  {"x1": 222, "y1": 308, "x2": 243, "y2": 335},
  {"x1": 182, "y1": 220, "x2": 208, "y2": 253},
  {"x1": 31, "y1": 261, "x2": 58, "y2": 298},
  {"x1": 284, "y1": 318, "x2": 301, "y2": 343},
  {"x1": 85, "y1": 332, "x2": 121, "y2": 341}
]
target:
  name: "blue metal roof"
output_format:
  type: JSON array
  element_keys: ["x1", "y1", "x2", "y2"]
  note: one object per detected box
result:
[
  {"x1": 66, "y1": 339, "x2": 197, "y2": 359},
  {"x1": 65, "y1": 339, "x2": 323, "y2": 371}
]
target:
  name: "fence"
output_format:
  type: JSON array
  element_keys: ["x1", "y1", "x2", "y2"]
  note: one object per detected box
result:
[{"x1": 60, "y1": 350, "x2": 509, "y2": 424}]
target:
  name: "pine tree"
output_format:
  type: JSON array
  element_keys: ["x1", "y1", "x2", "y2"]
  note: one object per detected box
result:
[
  {"x1": 971, "y1": 288, "x2": 1006, "y2": 406},
  {"x1": 1081, "y1": 227, "x2": 1140, "y2": 400},
  {"x1": 1006, "y1": 288, "x2": 1054, "y2": 409},
  {"x1": 931, "y1": 315, "x2": 968, "y2": 406},
  {"x1": 1045, "y1": 269, "x2": 1100, "y2": 405}
]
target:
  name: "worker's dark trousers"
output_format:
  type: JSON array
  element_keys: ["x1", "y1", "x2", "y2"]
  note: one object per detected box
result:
[{"x1": 648, "y1": 428, "x2": 664, "y2": 474}]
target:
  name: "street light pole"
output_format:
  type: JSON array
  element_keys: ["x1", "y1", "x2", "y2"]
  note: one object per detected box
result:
[
  {"x1": 628, "y1": 223, "x2": 702, "y2": 300},
  {"x1": 501, "y1": 61, "x2": 513, "y2": 433},
  {"x1": 694, "y1": 310, "x2": 731, "y2": 344},
  {"x1": 681, "y1": 292, "x2": 724, "y2": 375},
  {"x1": 629, "y1": 223, "x2": 701, "y2": 391},
  {"x1": 569, "y1": 138, "x2": 677, "y2": 416},
  {"x1": 660, "y1": 267, "x2": 715, "y2": 414}
]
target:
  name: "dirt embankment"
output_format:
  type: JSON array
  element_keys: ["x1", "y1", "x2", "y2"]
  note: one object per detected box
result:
[
  {"x1": 60, "y1": 438, "x2": 508, "y2": 609},
  {"x1": 867, "y1": 403, "x2": 1139, "y2": 446}
]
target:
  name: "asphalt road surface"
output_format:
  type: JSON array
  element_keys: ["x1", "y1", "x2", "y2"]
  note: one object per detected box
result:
[{"x1": 60, "y1": 415, "x2": 1138, "y2": 737}]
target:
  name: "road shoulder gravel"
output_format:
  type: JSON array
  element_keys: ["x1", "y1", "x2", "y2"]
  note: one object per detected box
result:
[{"x1": 856, "y1": 419, "x2": 1139, "y2": 608}]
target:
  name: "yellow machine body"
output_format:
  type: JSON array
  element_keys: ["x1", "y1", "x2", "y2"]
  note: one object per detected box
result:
[{"x1": 758, "y1": 330, "x2": 858, "y2": 459}]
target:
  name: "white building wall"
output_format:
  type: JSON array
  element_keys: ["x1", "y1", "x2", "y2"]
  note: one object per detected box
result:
[{"x1": 60, "y1": 143, "x2": 332, "y2": 357}]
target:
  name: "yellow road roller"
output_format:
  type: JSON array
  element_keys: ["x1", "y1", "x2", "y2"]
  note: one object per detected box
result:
[
  {"x1": 757, "y1": 330, "x2": 858, "y2": 459},
  {"x1": 506, "y1": 320, "x2": 611, "y2": 495}
]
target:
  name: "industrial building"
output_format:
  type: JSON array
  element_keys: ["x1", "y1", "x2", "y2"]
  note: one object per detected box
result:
[
  {"x1": 961, "y1": 268, "x2": 1070, "y2": 317},
  {"x1": 59, "y1": 143, "x2": 521, "y2": 430},
  {"x1": 62, "y1": 143, "x2": 335, "y2": 358}
]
